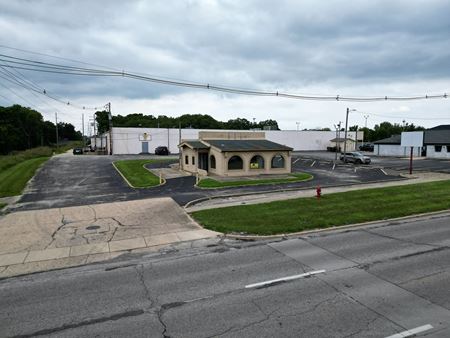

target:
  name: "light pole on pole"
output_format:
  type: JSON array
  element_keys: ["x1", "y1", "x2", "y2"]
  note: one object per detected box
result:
[
  {"x1": 343, "y1": 108, "x2": 356, "y2": 162},
  {"x1": 363, "y1": 114, "x2": 369, "y2": 145},
  {"x1": 334, "y1": 122, "x2": 341, "y2": 161}
]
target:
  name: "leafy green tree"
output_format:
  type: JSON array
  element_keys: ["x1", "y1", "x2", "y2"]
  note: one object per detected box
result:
[
  {"x1": 257, "y1": 119, "x2": 280, "y2": 130},
  {"x1": 224, "y1": 118, "x2": 252, "y2": 130},
  {"x1": 0, "y1": 104, "x2": 80, "y2": 154}
]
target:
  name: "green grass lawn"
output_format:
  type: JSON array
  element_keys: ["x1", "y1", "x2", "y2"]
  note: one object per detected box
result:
[
  {"x1": 0, "y1": 157, "x2": 50, "y2": 197},
  {"x1": 197, "y1": 172, "x2": 313, "y2": 188},
  {"x1": 114, "y1": 159, "x2": 170, "y2": 188},
  {"x1": 192, "y1": 180, "x2": 450, "y2": 235}
]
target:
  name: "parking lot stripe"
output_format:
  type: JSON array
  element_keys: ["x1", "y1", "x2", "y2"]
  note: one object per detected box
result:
[
  {"x1": 310, "y1": 161, "x2": 316, "y2": 167},
  {"x1": 293, "y1": 158, "x2": 300, "y2": 164},
  {"x1": 385, "y1": 324, "x2": 433, "y2": 338},
  {"x1": 245, "y1": 270, "x2": 326, "y2": 289}
]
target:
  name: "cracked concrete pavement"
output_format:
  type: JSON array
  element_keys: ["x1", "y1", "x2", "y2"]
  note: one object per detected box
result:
[
  {"x1": 2, "y1": 213, "x2": 450, "y2": 337},
  {"x1": 0, "y1": 197, "x2": 219, "y2": 278}
]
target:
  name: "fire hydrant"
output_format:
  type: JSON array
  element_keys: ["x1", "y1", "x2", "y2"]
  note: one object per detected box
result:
[{"x1": 316, "y1": 185, "x2": 322, "y2": 199}]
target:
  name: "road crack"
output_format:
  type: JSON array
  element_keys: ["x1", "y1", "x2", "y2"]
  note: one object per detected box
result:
[{"x1": 7, "y1": 309, "x2": 145, "y2": 338}]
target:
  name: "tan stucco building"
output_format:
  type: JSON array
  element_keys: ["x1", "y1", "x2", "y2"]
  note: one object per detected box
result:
[{"x1": 179, "y1": 131, "x2": 292, "y2": 176}]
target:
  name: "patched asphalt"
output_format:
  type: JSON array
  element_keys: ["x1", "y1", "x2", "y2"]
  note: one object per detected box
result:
[{"x1": 12, "y1": 153, "x2": 408, "y2": 211}]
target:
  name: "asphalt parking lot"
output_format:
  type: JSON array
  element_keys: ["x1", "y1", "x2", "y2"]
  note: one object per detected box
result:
[
  {"x1": 11, "y1": 152, "x2": 408, "y2": 211},
  {"x1": 295, "y1": 151, "x2": 450, "y2": 173}
]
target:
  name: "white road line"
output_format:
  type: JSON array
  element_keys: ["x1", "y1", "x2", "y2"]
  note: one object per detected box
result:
[
  {"x1": 245, "y1": 270, "x2": 326, "y2": 289},
  {"x1": 380, "y1": 168, "x2": 388, "y2": 175},
  {"x1": 293, "y1": 158, "x2": 300, "y2": 164},
  {"x1": 332, "y1": 163, "x2": 336, "y2": 170},
  {"x1": 310, "y1": 161, "x2": 316, "y2": 167},
  {"x1": 385, "y1": 324, "x2": 433, "y2": 338}
]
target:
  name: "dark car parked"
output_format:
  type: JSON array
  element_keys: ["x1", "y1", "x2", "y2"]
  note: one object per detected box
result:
[
  {"x1": 73, "y1": 147, "x2": 83, "y2": 155},
  {"x1": 359, "y1": 143, "x2": 374, "y2": 152},
  {"x1": 155, "y1": 146, "x2": 169, "y2": 155}
]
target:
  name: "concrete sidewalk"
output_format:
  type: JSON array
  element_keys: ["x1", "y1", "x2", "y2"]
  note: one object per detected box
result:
[
  {"x1": 0, "y1": 197, "x2": 219, "y2": 278},
  {"x1": 186, "y1": 172, "x2": 450, "y2": 212}
]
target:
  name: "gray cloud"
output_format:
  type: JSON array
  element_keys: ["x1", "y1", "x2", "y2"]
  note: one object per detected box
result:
[{"x1": 0, "y1": 0, "x2": 449, "y2": 129}]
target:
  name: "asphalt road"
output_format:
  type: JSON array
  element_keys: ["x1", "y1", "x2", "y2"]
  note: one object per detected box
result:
[
  {"x1": 13, "y1": 153, "x2": 403, "y2": 211},
  {"x1": 2, "y1": 213, "x2": 450, "y2": 337}
]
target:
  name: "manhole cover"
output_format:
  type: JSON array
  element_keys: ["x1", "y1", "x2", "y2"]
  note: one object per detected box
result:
[{"x1": 86, "y1": 225, "x2": 100, "y2": 230}]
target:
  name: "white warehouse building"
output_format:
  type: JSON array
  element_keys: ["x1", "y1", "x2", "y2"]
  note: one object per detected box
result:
[{"x1": 100, "y1": 127, "x2": 363, "y2": 155}]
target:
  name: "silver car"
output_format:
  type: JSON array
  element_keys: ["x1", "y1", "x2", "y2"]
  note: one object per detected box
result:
[{"x1": 340, "y1": 152, "x2": 371, "y2": 164}]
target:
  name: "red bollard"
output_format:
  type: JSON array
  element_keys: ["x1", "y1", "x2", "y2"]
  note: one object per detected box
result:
[{"x1": 316, "y1": 185, "x2": 322, "y2": 199}]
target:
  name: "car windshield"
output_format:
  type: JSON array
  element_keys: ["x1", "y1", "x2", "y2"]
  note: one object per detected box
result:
[{"x1": 353, "y1": 152, "x2": 363, "y2": 156}]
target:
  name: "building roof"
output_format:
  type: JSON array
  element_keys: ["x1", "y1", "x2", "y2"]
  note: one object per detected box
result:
[
  {"x1": 179, "y1": 140, "x2": 210, "y2": 149},
  {"x1": 374, "y1": 134, "x2": 401, "y2": 144},
  {"x1": 424, "y1": 129, "x2": 450, "y2": 145},
  {"x1": 428, "y1": 125, "x2": 450, "y2": 130},
  {"x1": 206, "y1": 139, "x2": 293, "y2": 152},
  {"x1": 330, "y1": 137, "x2": 355, "y2": 142}
]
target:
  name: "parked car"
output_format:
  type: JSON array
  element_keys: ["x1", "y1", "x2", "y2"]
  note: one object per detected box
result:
[
  {"x1": 155, "y1": 146, "x2": 169, "y2": 155},
  {"x1": 359, "y1": 143, "x2": 374, "y2": 152},
  {"x1": 73, "y1": 147, "x2": 83, "y2": 155},
  {"x1": 340, "y1": 152, "x2": 371, "y2": 164}
]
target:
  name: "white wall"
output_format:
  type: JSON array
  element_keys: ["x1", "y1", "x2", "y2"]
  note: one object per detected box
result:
[
  {"x1": 108, "y1": 127, "x2": 362, "y2": 155},
  {"x1": 374, "y1": 144, "x2": 421, "y2": 157},
  {"x1": 426, "y1": 145, "x2": 450, "y2": 159}
]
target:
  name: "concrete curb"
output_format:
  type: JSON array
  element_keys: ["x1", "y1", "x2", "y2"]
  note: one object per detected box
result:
[
  {"x1": 193, "y1": 174, "x2": 314, "y2": 190},
  {"x1": 112, "y1": 161, "x2": 166, "y2": 189},
  {"x1": 223, "y1": 209, "x2": 450, "y2": 241},
  {"x1": 184, "y1": 176, "x2": 408, "y2": 209}
]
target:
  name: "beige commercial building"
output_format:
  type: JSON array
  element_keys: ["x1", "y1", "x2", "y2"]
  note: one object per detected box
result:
[{"x1": 179, "y1": 131, "x2": 293, "y2": 176}]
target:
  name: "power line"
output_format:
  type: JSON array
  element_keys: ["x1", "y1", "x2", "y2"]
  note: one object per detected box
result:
[
  {"x1": 0, "y1": 58, "x2": 106, "y2": 110},
  {"x1": 0, "y1": 52, "x2": 448, "y2": 102},
  {"x1": 354, "y1": 110, "x2": 449, "y2": 121}
]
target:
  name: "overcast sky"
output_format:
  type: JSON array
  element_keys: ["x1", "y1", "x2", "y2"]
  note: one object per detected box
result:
[{"x1": 0, "y1": 0, "x2": 449, "y2": 132}]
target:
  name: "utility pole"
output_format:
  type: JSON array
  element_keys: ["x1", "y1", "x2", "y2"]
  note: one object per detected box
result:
[
  {"x1": 343, "y1": 108, "x2": 357, "y2": 161},
  {"x1": 178, "y1": 122, "x2": 182, "y2": 167},
  {"x1": 82, "y1": 113, "x2": 85, "y2": 149},
  {"x1": 55, "y1": 112, "x2": 59, "y2": 151},
  {"x1": 107, "y1": 102, "x2": 112, "y2": 155},
  {"x1": 296, "y1": 122, "x2": 300, "y2": 131},
  {"x1": 167, "y1": 128, "x2": 170, "y2": 152}
]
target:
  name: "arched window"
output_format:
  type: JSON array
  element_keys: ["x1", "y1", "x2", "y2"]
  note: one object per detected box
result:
[
  {"x1": 210, "y1": 155, "x2": 216, "y2": 169},
  {"x1": 228, "y1": 155, "x2": 243, "y2": 170},
  {"x1": 250, "y1": 155, "x2": 265, "y2": 169},
  {"x1": 271, "y1": 154, "x2": 285, "y2": 168}
]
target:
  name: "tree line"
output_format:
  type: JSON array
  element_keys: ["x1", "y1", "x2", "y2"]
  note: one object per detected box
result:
[
  {"x1": 0, "y1": 104, "x2": 82, "y2": 155},
  {"x1": 94, "y1": 111, "x2": 280, "y2": 134},
  {"x1": 349, "y1": 122, "x2": 425, "y2": 142}
]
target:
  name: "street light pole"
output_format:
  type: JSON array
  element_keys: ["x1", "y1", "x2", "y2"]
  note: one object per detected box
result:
[
  {"x1": 334, "y1": 121, "x2": 342, "y2": 161},
  {"x1": 343, "y1": 108, "x2": 349, "y2": 162},
  {"x1": 363, "y1": 114, "x2": 369, "y2": 145},
  {"x1": 296, "y1": 122, "x2": 300, "y2": 131}
]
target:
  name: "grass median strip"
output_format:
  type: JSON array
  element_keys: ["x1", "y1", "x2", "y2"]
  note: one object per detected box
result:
[
  {"x1": 197, "y1": 172, "x2": 312, "y2": 188},
  {"x1": 113, "y1": 159, "x2": 170, "y2": 188},
  {"x1": 0, "y1": 157, "x2": 50, "y2": 197},
  {"x1": 191, "y1": 180, "x2": 450, "y2": 235}
]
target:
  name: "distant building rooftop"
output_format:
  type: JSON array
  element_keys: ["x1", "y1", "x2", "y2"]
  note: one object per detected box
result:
[
  {"x1": 206, "y1": 139, "x2": 293, "y2": 152},
  {"x1": 374, "y1": 135, "x2": 401, "y2": 145}
]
